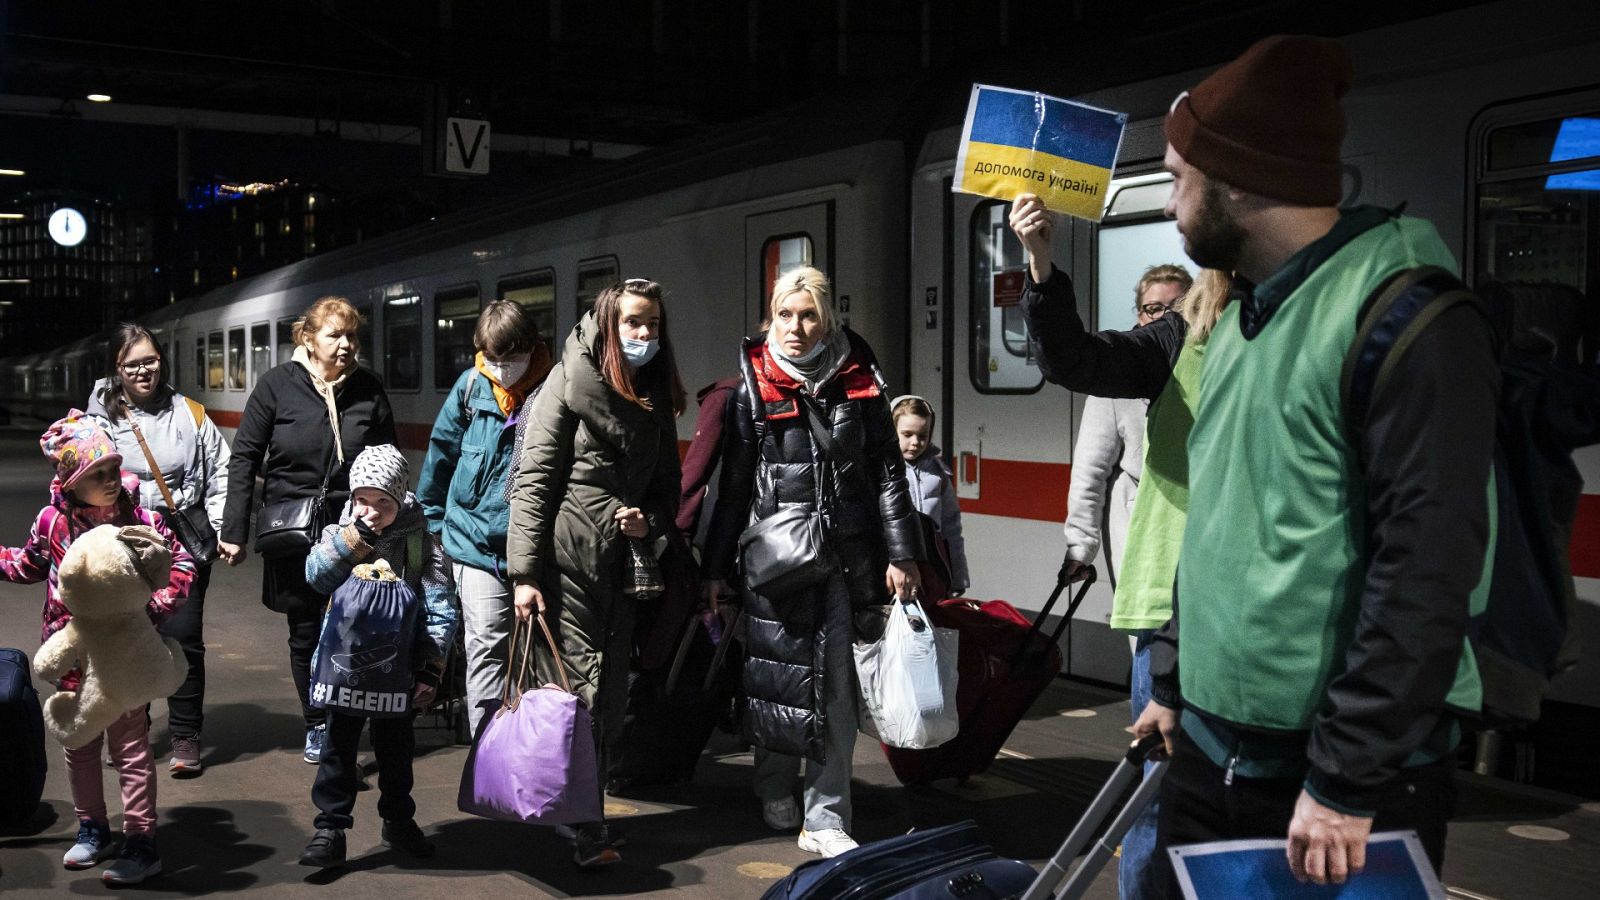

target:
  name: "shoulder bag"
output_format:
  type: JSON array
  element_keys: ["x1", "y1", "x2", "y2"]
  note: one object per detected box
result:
[
  {"x1": 127, "y1": 416, "x2": 220, "y2": 566},
  {"x1": 255, "y1": 442, "x2": 337, "y2": 559},
  {"x1": 737, "y1": 397, "x2": 837, "y2": 598}
]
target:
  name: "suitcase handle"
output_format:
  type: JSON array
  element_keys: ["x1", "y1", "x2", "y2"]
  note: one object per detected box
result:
[{"x1": 1011, "y1": 556, "x2": 1097, "y2": 671}]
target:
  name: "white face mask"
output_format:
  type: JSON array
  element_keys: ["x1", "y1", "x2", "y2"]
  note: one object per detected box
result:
[
  {"x1": 620, "y1": 336, "x2": 659, "y2": 368},
  {"x1": 483, "y1": 354, "x2": 531, "y2": 386}
]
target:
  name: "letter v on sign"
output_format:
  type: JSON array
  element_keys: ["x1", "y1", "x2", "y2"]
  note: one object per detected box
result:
[{"x1": 445, "y1": 117, "x2": 491, "y2": 174}]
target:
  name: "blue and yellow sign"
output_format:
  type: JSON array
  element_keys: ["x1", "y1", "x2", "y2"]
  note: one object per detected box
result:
[{"x1": 954, "y1": 84, "x2": 1128, "y2": 221}]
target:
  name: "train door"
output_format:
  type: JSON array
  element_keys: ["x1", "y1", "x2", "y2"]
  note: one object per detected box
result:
[{"x1": 745, "y1": 204, "x2": 831, "y2": 333}]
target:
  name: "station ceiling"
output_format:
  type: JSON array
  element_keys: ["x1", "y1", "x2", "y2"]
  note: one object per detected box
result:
[{"x1": 3, "y1": 1, "x2": 1496, "y2": 150}]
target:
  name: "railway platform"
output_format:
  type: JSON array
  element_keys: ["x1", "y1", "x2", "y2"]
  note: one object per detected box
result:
[{"x1": 0, "y1": 429, "x2": 1595, "y2": 899}]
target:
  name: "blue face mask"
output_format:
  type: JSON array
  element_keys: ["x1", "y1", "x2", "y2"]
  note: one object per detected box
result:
[{"x1": 621, "y1": 336, "x2": 659, "y2": 368}]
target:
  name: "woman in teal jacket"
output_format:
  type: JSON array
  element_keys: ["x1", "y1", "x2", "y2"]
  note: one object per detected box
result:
[{"x1": 418, "y1": 300, "x2": 552, "y2": 735}]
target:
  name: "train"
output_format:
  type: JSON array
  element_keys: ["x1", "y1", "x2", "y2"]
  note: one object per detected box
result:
[{"x1": 3, "y1": 0, "x2": 1597, "y2": 706}]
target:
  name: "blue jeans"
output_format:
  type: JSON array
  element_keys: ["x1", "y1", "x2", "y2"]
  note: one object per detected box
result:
[{"x1": 1121, "y1": 630, "x2": 1165, "y2": 900}]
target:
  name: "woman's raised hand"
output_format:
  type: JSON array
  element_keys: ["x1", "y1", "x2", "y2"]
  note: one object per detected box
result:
[
  {"x1": 614, "y1": 506, "x2": 648, "y2": 538},
  {"x1": 513, "y1": 583, "x2": 546, "y2": 621}
]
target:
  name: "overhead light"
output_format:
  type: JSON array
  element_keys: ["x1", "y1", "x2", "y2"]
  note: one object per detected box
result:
[
  {"x1": 0, "y1": 213, "x2": 22, "y2": 219},
  {"x1": 87, "y1": 94, "x2": 112, "y2": 103},
  {"x1": 0, "y1": 278, "x2": 31, "y2": 285},
  {"x1": 0, "y1": 169, "x2": 23, "y2": 176}
]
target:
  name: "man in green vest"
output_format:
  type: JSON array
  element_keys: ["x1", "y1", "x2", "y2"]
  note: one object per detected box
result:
[{"x1": 1130, "y1": 35, "x2": 1499, "y2": 889}]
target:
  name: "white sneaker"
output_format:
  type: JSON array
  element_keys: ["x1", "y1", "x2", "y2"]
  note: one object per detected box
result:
[
  {"x1": 761, "y1": 797, "x2": 801, "y2": 831},
  {"x1": 798, "y1": 828, "x2": 858, "y2": 858}
]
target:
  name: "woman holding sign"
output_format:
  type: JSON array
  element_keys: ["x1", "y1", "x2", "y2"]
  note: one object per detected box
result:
[{"x1": 701, "y1": 266, "x2": 922, "y2": 859}]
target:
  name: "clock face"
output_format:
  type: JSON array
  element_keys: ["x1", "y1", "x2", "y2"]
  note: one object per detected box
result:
[{"x1": 49, "y1": 208, "x2": 87, "y2": 247}]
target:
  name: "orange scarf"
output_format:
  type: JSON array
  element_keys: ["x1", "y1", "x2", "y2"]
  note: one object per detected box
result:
[{"x1": 475, "y1": 347, "x2": 552, "y2": 417}]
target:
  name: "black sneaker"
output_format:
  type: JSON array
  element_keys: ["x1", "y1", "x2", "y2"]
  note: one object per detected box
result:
[
  {"x1": 572, "y1": 824, "x2": 621, "y2": 868},
  {"x1": 381, "y1": 818, "x2": 435, "y2": 859},
  {"x1": 298, "y1": 828, "x2": 346, "y2": 868}
]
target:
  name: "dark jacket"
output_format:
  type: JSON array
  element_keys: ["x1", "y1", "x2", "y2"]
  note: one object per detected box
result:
[
  {"x1": 1021, "y1": 264, "x2": 1188, "y2": 399},
  {"x1": 677, "y1": 376, "x2": 740, "y2": 538},
  {"x1": 505, "y1": 314, "x2": 682, "y2": 724},
  {"x1": 221, "y1": 360, "x2": 395, "y2": 549},
  {"x1": 703, "y1": 330, "x2": 922, "y2": 760}
]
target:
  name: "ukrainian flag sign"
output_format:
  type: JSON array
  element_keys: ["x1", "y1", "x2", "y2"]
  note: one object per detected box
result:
[{"x1": 954, "y1": 84, "x2": 1128, "y2": 221}]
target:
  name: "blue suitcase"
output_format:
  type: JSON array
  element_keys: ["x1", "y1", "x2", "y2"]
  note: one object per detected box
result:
[{"x1": 0, "y1": 647, "x2": 48, "y2": 824}]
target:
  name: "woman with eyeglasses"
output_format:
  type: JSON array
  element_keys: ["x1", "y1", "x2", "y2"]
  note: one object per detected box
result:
[
  {"x1": 507, "y1": 279, "x2": 685, "y2": 868},
  {"x1": 85, "y1": 323, "x2": 231, "y2": 777},
  {"x1": 218, "y1": 296, "x2": 396, "y2": 768}
]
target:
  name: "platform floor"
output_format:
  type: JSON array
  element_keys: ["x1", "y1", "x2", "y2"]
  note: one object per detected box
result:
[{"x1": 0, "y1": 428, "x2": 1595, "y2": 898}]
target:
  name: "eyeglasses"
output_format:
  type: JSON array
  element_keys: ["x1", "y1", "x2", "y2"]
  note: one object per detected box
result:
[
  {"x1": 120, "y1": 358, "x2": 161, "y2": 375},
  {"x1": 1138, "y1": 303, "x2": 1174, "y2": 318}
]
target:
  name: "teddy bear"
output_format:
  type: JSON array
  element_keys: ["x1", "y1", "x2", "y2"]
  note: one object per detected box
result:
[{"x1": 32, "y1": 524, "x2": 188, "y2": 749}]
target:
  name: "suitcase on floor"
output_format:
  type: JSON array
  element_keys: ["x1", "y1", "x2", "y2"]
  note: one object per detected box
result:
[
  {"x1": 0, "y1": 647, "x2": 48, "y2": 825},
  {"x1": 881, "y1": 557, "x2": 1096, "y2": 785},
  {"x1": 761, "y1": 818, "x2": 1039, "y2": 900},
  {"x1": 761, "y1": 736, "x2": 1166, "y2": 900},
  {"x1": 606, "y1": 611, "x2": 742, "y2": 793}
]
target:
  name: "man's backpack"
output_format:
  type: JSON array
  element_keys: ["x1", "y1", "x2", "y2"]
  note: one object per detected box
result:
[{"x1": 1342, "y1": 267, "x2": 1593, "y2": 726}]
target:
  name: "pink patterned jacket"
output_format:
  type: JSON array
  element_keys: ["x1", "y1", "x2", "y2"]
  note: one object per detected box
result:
[{"x1": 0, "y1": 474, "x2": 195, "y2": 690}]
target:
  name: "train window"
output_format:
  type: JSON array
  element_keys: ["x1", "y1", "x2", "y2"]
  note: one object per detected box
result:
[
  {"x1": 276, "y1": 316, "x2": 298, "y2": 367},
  {"x1": 384, "y1": 294, "x2": 423, "y2": 390},
  {"x1": 206, "y1": 331, "x2": 224, "y2": 391},
  {"x1": 193, "y1": 335, "x2": 206, "y2": 393},
  {"x1": 1474, "y1": 104, "x2": 1600, "y2": 363},
  {"x1": 1097, "y1": 221, "x2": 1189, "y2": 333},
  {"x1": 250, "y1": 323, "x2": 270, "y2": 387},
  {"x1": 227, "y1": 327, "x2": 246, "y2": 390},
  {"x1": 434, "y1": 285, "x2": 481, "y2": 389},
  {"x1": 576, "y1": 256, "x2": 619, "y2": 318},
  {"x1": 760, "y1": 234, "x2": 814, "y2": 302},
  {"x1": 969, "y1": 201, "x2": 1042, "y2": 393},
  {"x1": 498, "y1": 269, "x2": 557, "y2": 355},
  {"x1": 169, "y1": 330, "x2": 183, "y2": 389}
]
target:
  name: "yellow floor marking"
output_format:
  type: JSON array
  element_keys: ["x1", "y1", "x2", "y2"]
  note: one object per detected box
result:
[
  {"x1": 604, "y1": 801, "x2": 640, "y2": 817},
  {"x1": 738, "y1": 862, "x2": 794, "y2": 879}
]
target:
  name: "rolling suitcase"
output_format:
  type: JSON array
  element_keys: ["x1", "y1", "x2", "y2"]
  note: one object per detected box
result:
[
  {"x1": 761, "y1": 736, "x2": 1166, "y2": 900},
  {"x1": 0, "y1": 647, "x2": 48, "y2": 825},
  {"x1": 882, "y1": 556, "x2": 1097, "y2": 784},
  {"x1": 606, "y1": 611, "x2": 742, "y2": 793}
]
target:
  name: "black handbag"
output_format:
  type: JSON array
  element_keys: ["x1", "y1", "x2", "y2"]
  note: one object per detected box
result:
[
  {"x1": 255, "y1": 443, "x2": 337, "y2": 558},
  {"x1": 127, "y1": 417, "x2": 220, "y2": 566},
  {"x1": 737, "y1": 398, "x2": 839, "y2": 598}
]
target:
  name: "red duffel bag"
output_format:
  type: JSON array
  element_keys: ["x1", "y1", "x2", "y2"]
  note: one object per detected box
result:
[{"x1": 880, "y1": 557, "x2": 1096, "y2": 785}]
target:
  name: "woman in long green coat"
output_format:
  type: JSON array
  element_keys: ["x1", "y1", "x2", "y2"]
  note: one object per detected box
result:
[{"x1": 507, "y1": 279, "x2": 684, "y2": 868}]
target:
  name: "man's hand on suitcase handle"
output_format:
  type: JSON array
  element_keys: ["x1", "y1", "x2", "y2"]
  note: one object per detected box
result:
[
  {"x1": 1287, "y1": 790, "x2": 1372, "y2": 886},
  {"x1": 1129, "y1": 700, "x2": 1180, "y2": 760}
]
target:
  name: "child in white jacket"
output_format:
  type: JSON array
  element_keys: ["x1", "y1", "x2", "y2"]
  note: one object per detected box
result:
[{"x1": 890, "y1": 396, "x2": 969, "y2": 595}]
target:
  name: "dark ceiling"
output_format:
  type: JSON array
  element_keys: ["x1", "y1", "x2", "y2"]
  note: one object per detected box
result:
[{"x1": 4, "y1": 1, "x2": 1499, "y2": 148}]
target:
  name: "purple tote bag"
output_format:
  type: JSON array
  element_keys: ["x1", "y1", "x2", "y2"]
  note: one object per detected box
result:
[{"x1": 457, "y1": 615, "x2": 602, "y2": 824}]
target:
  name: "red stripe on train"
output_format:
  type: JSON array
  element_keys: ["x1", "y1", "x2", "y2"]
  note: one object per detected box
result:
[{"x1": 1571, "y1": 494, "x2": 1600, "y2": 581}]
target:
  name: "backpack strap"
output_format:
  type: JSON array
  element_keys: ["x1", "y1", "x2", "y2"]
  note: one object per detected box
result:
[
  {"x1": 1341, "y1": 266, "x2": 1487, "y2": 464},
  {"x1": 183, "y1": 397, "x2": 206, "y2": 430},
  {"x1": 459, "y1": 370, "x2": 479, "y2": 421}
]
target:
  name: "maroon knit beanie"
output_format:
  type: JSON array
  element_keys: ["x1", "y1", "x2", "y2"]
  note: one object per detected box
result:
[{"x1": 1165, "y1": 35, "x2": 1353, "y2": 206}]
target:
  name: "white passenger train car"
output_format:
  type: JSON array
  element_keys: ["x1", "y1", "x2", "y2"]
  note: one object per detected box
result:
[{"x1": 4, "y1": 0, "x2": 1596, "y2": 707}]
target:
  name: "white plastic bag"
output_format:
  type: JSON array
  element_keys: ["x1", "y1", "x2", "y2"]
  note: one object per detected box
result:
[{"x1": 854, "y1": 595, "x2": 960, "y2": 749}]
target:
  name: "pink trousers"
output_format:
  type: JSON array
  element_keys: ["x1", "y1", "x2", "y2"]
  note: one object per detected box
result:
[{"x1": 63, "y1": 708, "x2": 156, "y2": 836}]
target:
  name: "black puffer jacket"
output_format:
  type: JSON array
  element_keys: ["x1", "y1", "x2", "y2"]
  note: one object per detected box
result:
[{"x1": 704, "y1": 330, "x2": 921, "y2": 760}]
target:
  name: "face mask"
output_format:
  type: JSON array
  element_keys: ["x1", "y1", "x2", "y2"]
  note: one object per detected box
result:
[
  {"x1": 783, "y1": 335, "x2": 828, "y2": 363},
  {"x1": 483, "y1": 354, "x2": 530, "y2": 386},
  {"x1": 621, "y1": 336, "x2": 659, "y2": 368}
]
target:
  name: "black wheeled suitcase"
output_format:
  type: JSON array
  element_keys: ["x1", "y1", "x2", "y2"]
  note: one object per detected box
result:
[
  {"x1": 761, "y1": 736, "x2": 1167, "y2": 900},
  {"x1": 0, "y1": 647, "x2": 48, "y2": 825},
  {"x1": 606, "y1": 612, "x2": 742, "y2": 793}
]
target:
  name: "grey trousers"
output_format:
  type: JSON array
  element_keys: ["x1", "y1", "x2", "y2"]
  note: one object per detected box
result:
[
  {"x1": 453, "y1": 563, "x2": 515, "y2": 736},
  {"x1": 753, "y1": 574, "x2": 858, "y2": 833}
]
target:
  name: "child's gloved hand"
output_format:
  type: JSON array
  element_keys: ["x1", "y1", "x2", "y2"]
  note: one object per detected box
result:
[{"x1": 354, "y1": 518, "x2": 380, "y2": 544}]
